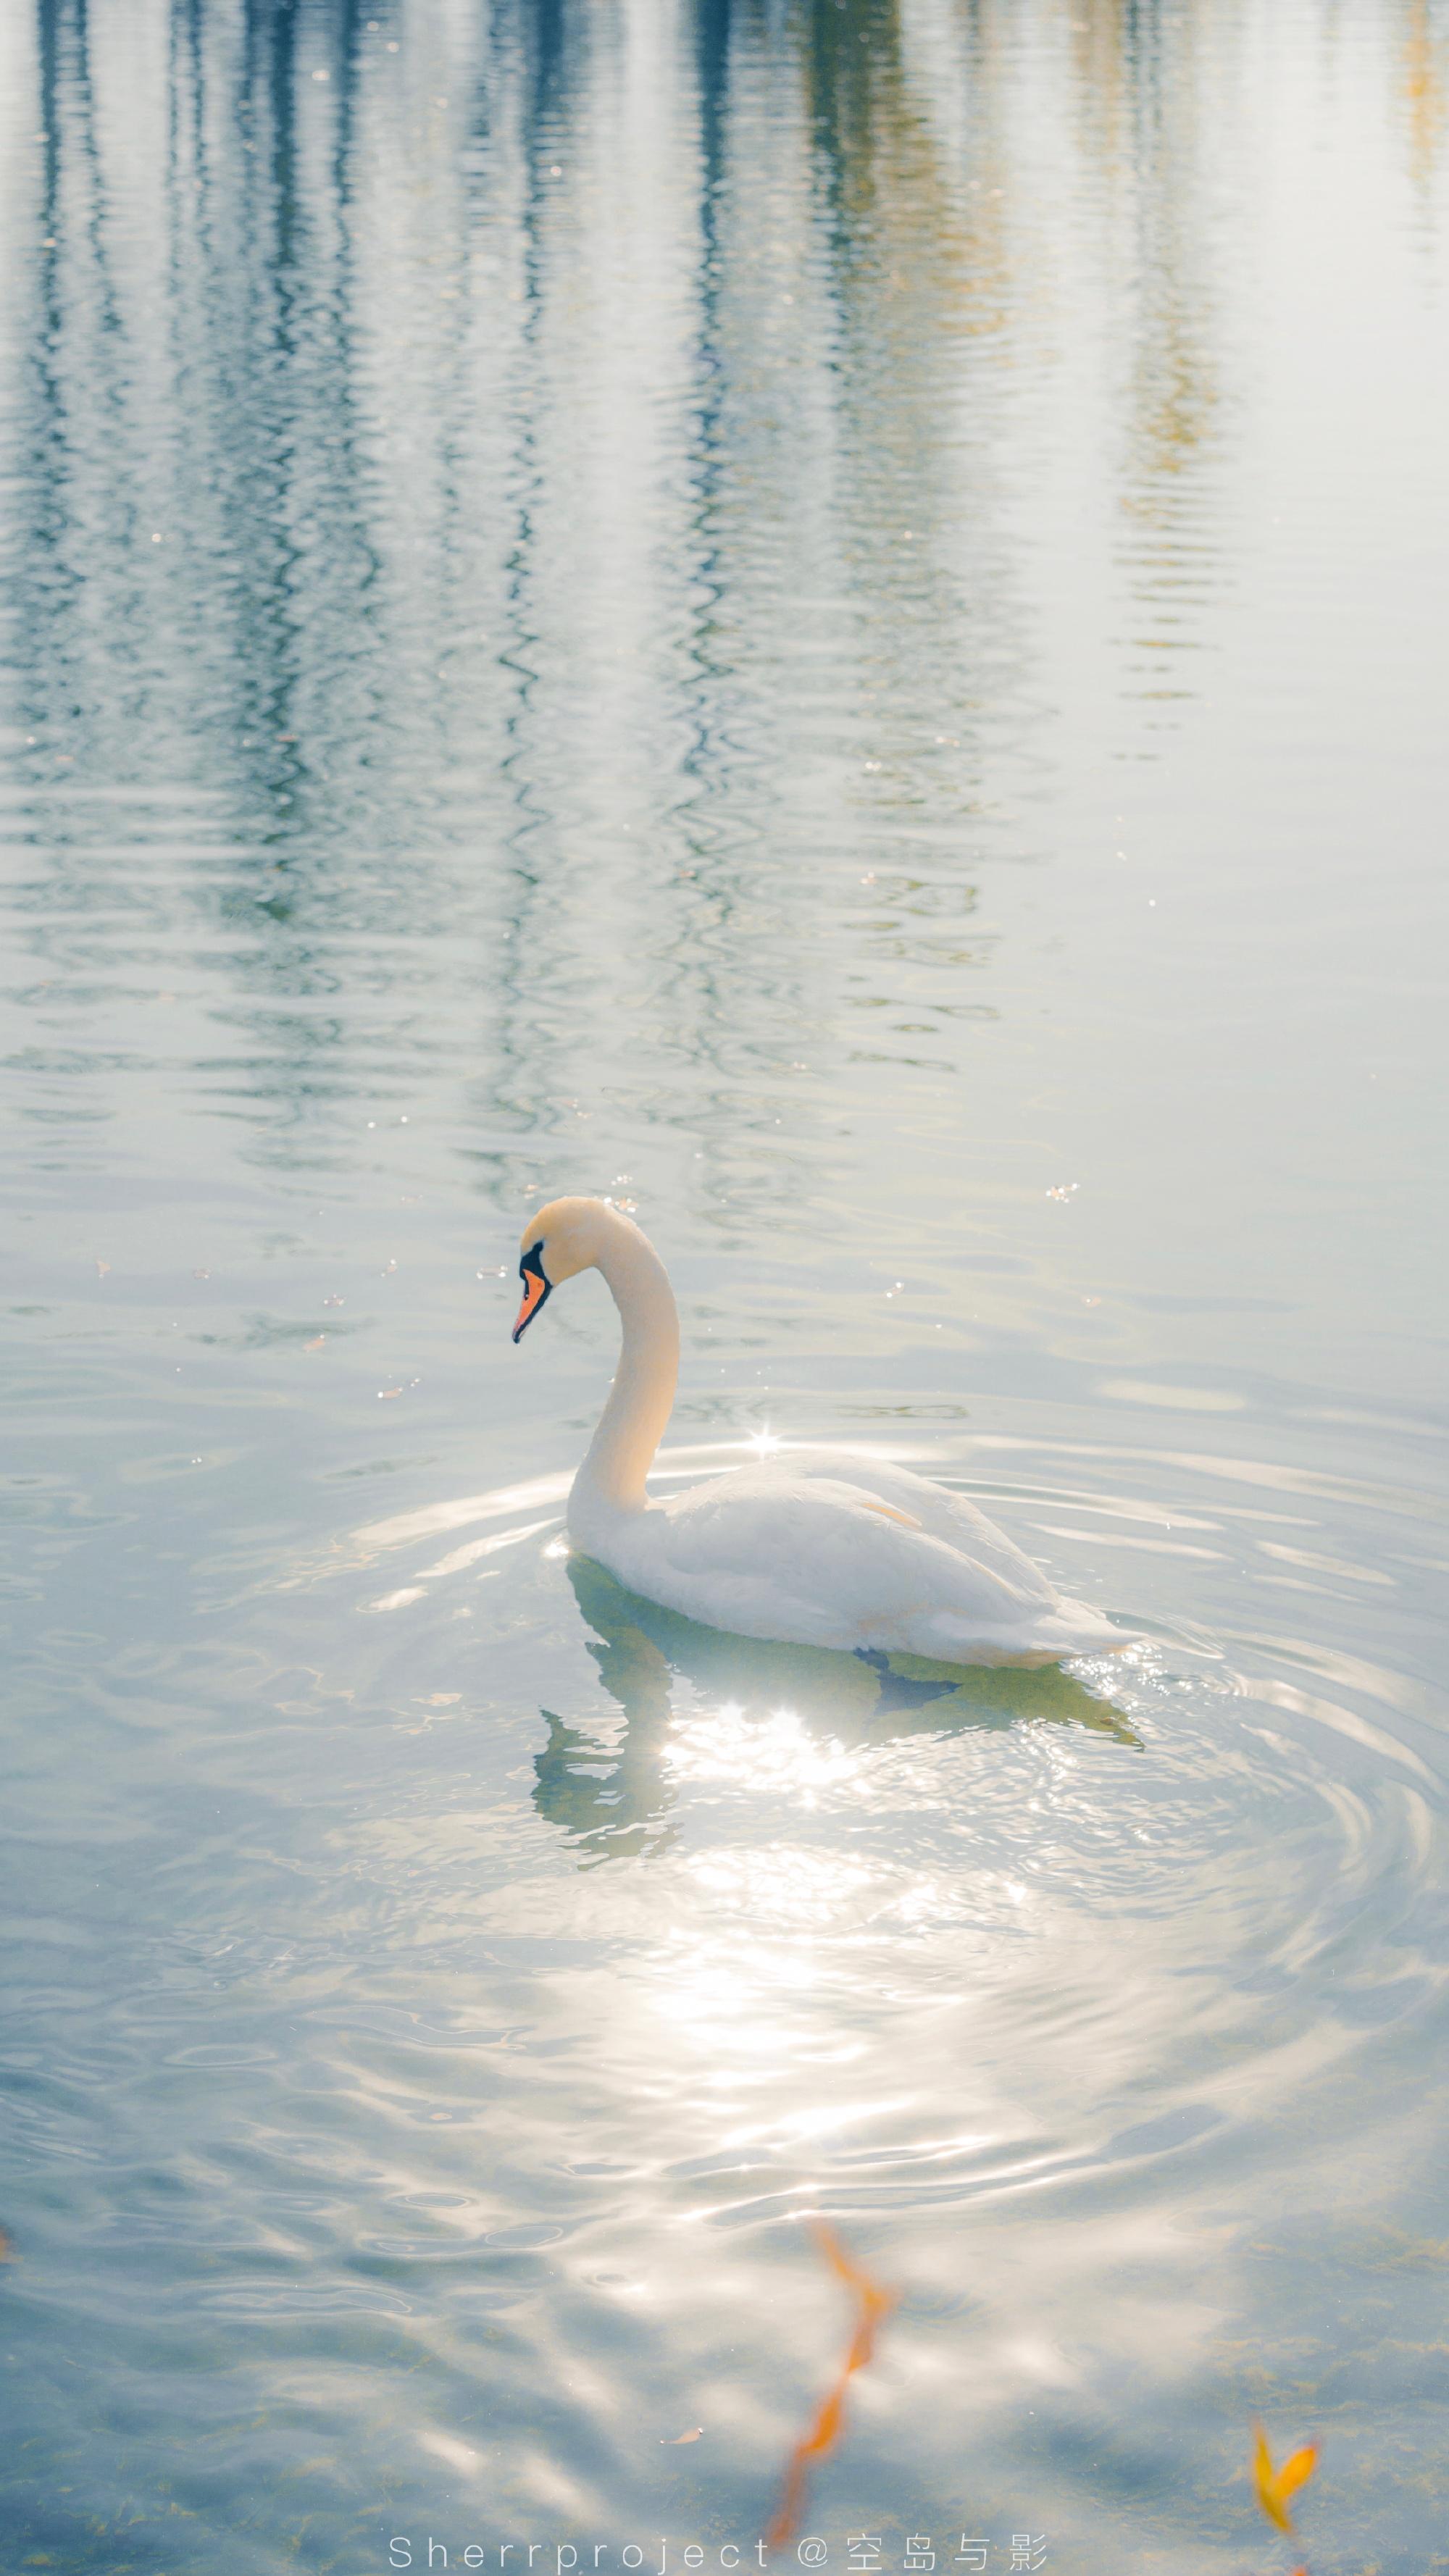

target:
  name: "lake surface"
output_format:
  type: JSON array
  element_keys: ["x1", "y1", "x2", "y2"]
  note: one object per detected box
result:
[{"x1": 2, "y1": 1, "x2": 1447, "y2": 2570}]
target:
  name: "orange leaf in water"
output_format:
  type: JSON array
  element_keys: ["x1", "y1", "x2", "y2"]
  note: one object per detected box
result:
[
  {"x1": 1253, "y1": 2422, "x2": 1319, "y2": 2535},
  {"x1": 662, "y1": 2427, "x2": 703, "y2": 2445},
  {"x1": 765, "y1": 2220, "x2": 897, "y2": 2548}
]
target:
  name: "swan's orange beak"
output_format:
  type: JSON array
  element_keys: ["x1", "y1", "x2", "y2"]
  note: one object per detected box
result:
[
  {"x1": 512, "y1": 1242, "x2": 552, "y2": 1342},
  {"x1": 513, "y1": 1273, "x2": 547, "y2": 1339}
]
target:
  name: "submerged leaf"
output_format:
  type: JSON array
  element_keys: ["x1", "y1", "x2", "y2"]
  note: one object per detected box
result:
[
  {"x1": 765, "y1": 2221, "x2": 897, "y2": 2547},
  {"x1": 1253, "y1": 2422, "x2": 1319, "y2": 2535}
]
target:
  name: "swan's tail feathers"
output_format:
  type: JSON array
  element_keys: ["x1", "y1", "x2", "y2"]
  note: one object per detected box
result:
[
  {"x1": 918, "y1": 1599, "x2": 1139, "y2": 1668},
  {"x1": 1032, "y1": 1597, "x2": 1140, "y2": 1661}
]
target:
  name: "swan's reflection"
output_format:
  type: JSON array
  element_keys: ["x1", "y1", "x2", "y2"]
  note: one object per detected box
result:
[{"x1": 533, "y1": 1555, "x2": 1141, "y2": 1862}]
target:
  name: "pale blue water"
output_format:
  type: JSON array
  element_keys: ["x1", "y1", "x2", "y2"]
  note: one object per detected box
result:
[{"x1": 2, "y1": 4, "x2": 1448, "y2": 2573}]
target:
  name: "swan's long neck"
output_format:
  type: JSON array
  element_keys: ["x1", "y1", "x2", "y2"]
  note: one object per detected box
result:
[{"x1": 569, "y1": 1217, "x2": 680, "y2": 1533}]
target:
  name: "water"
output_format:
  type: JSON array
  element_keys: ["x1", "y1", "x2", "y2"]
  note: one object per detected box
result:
[{"x1": 2, "y1": 1, "x2": 1448, "y2": 2569}]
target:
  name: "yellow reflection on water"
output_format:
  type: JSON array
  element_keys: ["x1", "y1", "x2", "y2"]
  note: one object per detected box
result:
[{"x1": 1403, "y1": 0, "x2": 1449, "y2": 186}]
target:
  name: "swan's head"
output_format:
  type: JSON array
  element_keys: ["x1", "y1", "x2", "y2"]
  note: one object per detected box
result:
[{"x1": 511, "y1": 1196, "x2": 614, "y2": 1342}]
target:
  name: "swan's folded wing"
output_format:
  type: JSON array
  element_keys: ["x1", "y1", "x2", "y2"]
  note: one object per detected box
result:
[
  {"x1": 647, "y1": 1469, "x2": 1056, "y2": 1649},
  {"x1": 735, "y1": 1450, "x2": 1059, "y2": 1605}
]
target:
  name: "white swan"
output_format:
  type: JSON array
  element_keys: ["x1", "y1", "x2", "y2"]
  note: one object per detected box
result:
[{"x1": 512, "y1": 1197, "x2": 1135, "y2": 1667}]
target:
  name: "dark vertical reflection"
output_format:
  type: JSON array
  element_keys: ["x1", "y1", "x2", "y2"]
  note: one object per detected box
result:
[
  {"x1": 1068, "y1": 0, "x2": 1227, "y2": 717},
  {"x1": 3, "y1": 0, "x2": 1353, "y2": 1203},
  {"x1": 1122, "y1": 8, "x2": 1224, "y2": 714}
]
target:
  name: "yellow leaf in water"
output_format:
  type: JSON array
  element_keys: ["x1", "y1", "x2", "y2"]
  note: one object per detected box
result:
[
  {"x1": 1253, "y1": 2422, "x2": 1319, "y2": 2535},
  {"x1": 765, "y1": 2222, "x2": 897, "y2": 2546}
]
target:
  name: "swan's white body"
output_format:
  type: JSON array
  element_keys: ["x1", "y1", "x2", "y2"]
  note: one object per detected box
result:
[{"x1": 514, "y1": 1199, "x2": 1133, "y2": 1668}]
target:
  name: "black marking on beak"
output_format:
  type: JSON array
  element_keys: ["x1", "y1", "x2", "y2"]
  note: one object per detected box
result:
[{"x1": 512, "y1": 1239, "x2": 553, "y2": 1342}]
